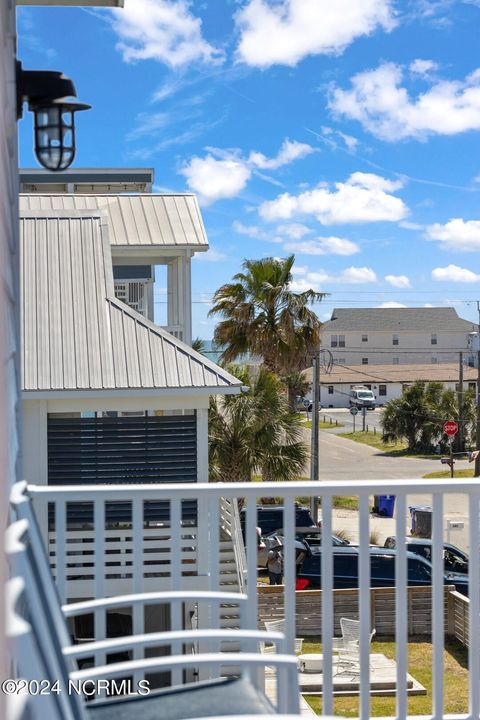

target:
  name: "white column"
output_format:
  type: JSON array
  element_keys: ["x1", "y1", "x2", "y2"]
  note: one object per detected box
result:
[
  {"x1": 167, "y1": 258, "x2": 180, "y2": 328},
  {"x1": 181, "y1": 254, "x2": 192, "y2": 345},
  {"x1": 167, "y1": 255, "x2": 192, "y2": 344},
  {"x1": 23, "y1": 401, "x2": 49, "y2": 548}
]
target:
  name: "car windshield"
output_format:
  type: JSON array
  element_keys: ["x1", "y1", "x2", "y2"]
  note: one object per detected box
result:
[{"x1": 358, "y1": 392, "x2": 373, "y2": 399}]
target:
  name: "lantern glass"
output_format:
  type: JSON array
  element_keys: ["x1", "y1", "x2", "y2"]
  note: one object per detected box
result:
[{"x1": 33, "y1": 103, "x2": 75, "y2": 171}]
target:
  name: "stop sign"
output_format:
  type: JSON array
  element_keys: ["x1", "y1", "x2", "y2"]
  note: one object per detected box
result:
[{"x1": 443, "y1": 420, "x2": 458, "y2": 437}]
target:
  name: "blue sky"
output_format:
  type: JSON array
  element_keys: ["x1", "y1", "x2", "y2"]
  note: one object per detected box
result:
[{"x1": 17, "y1": 0, "x2": 480, "y2": 337}]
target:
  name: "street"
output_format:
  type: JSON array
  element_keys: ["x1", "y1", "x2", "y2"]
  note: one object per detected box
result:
[{"x1": 314, "y1": 426, "x2": 474, "y2": 552}]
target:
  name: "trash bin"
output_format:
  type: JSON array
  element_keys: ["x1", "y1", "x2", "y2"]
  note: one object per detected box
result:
[
  {"x1": 409, "y1": 505, "x2": 432, "y2": 537},
  {"x1": 378, "y1": 495, "x2": 396, "y2": 518}
]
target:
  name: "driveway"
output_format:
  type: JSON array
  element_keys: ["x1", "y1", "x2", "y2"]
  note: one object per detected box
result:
[
  {"x1": 311, "y1": 427, "x2": 474, "y2": 551},
  {"x1": 318, "y1": 428, "x2": 443, "y2": 480}
]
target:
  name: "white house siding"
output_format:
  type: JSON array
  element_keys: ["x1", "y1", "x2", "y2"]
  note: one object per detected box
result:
[
  {"x1": 325, "y1": 330, "x2": 474, "y2": 366},
  {"x1": 1, "y1": 0, "x2": 18, "y2": 710},
  {"x1": 321, "y1": 307, "x2": 476, "y2": 367},
  {"x1": 320, "y1": 380, "x2": 472, "y2": 409}
]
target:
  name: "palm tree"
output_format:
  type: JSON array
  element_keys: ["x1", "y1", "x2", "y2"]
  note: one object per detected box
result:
[
  {"x1": 191, "y1": 337, "x2": 206, "y2": 354},
  {"x1": 208, "y1": 255, "x2": 326, "y2": 404},
  {"x1": 381, "y1": 381, "x2": 476, "y2": 453},
  {"x1": 209, "y1": 365, "x2": 307, "y2": 482}
]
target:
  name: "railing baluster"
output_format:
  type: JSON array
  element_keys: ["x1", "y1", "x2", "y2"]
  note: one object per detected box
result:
[
  {"x1": 395, "y1": 493, "x2": 407, "y2": 720},
  {"x1": 56, "y1": 500, "x2": 66, "y2": 605},
  {"x1": 321, "y1": 494, "x2": 333, "y2": 716},
  {"x1": 469, "y1": 493, "x2": 480, "y2": 720},
  {"x1": 94, "y1": 500, "x2": 106, "y2": 697},
  {"x1": 171, "y1": 598, "x2": 183, "y2": 687},
  {"x1": 245, "y1": 497, "x2": 258, "y2": 634},
  {"x1": 245, "y1": 495, "x2": 259, "y2": 690},
  {"x1": 170, "y1": 499, "x2": 182, "y2": 687},
  {"x1": 170, "y1": 499, "x2": 182, "y2": 592},
  {"x1": 359, "y1": 493, "x2": 370, "y2": 720},
  {"x1": 132, "y1": 498, "x2": 144, "y2": 691},
  {"x1": 283, "y1": 496, "x2": 295, "y2": 656},
  {"x1": 207, "y1": 497, "x2": 220, "y2": 677},
  {"x1": 432, "y1": 492, "x2": 444, "y2": 720}
]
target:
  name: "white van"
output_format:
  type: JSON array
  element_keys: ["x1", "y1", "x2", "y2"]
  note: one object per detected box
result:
[{"x1": 349, "y1": 385, "x2": 376, "y2": 410}]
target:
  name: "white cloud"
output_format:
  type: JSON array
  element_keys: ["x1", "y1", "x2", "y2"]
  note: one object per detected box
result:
[
  {"x1": 232, "y1": 221, "x2": 283, "y2": 242},
  {"x1": 284, "y1": 236, "x2": 360, "y2": 256},
  {"x1": 385, "y1": 274, "x2": 411, "y2": 288},
  {"x1": 330, "y1": 62, "x2": 480, "y2": 141},
  {"x1": 432, "y1": 264, "x2": 480, "y2": 282},
  {"x1": 377, "y1": 301, "x2": 408, "y2": 308},
  {"x1": 259, "y1": 171, "x2": 408, "y2": 225},
  {"x1": 181, "y1": 138, "x2": 314, "y2": 205},
  {"x1": 235, "y1": 0, "x2": 396, "y2": 68},
  {"x1": 276, "y1": 223, "x2": 311, "y2": 239},
  {"x1": 425, "y1": 218, "x2": 480, "y2": 251},
  {"x1": 249, "y1": 139, "x2": 315, "y2": 170},
  {"x1": 110, "y1": 0, "x2": 223, "y2": 68},
  {"x1": 409, "y1": 58, "x2": 439, "y2": 77},
  {"x1": 180, "y1": 155, "x2": 251, "y2": 205},
  {"x1": 290, "y1": 266, "x2": 377, "y2": 291},
  {"x1": 399, "y1": 220, "x2": 424, "y2": 230},
  {"x1": 194, "y1": 248, "x2": 227, "y2": 262}
]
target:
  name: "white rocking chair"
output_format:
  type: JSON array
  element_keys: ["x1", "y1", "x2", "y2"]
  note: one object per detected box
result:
[{"x1": 335, "y1": 617, "x2": 376, "y2": 675}]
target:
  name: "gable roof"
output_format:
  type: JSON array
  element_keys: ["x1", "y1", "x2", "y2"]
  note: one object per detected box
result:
[
  {"x1": 19, "y1": 194, "x2": 208, "y2": 250},
  {"x1": 20, "y1": 211, "x2": 241, "y2": 395},
  {"x1": 322, "y1": 307, "x2": 475, "y2": 333}
]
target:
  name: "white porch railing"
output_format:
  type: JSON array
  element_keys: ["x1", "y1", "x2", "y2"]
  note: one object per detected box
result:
[
  {"x1": 220, "y1": 498, "x2": 248, "y2": 593},
  {"x1": 27, "y1": 478, "x2": 480, "y2": 720},
  {"x1": 160, "y1": 324, "x2": 184, "y2": 341}
]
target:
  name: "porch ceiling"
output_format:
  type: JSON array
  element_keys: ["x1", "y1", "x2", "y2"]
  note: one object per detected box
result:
[{"x1": 20, "y1": 212, "x2": 241, "y2": 394}]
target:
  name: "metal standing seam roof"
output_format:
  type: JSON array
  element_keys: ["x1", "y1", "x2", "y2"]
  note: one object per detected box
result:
[
  {"x1": 322, "y1": 307, "x2": 475, "y2": 333},
  {"x1": 19, "y1": 193, "x2": 209, "y2": 249},
  {"x1": 303, "y1": 362, "x2": 479, "y2": 385},
  {"x1": 20, "y1": 211, "x2": 241, "y2": 394}
]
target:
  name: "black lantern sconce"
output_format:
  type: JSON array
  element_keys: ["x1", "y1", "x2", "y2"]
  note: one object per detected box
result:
[{"x1": 16, "y1": 61, "x2": 91, "y2": 171}]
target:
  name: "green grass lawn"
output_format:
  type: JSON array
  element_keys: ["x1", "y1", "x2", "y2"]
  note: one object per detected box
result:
[
  {"x1": 302, "y1": 419, "x2": 344, "y2": 430},
  {"x1": 302, "y1": 636, "x2": 469, "y2": 717},
  {"x1": 341, "y1": 431, "x2": 436, "y2": 458},
  {"x1": 423, "y1": 468, "x2": 474, "y2": 479}
]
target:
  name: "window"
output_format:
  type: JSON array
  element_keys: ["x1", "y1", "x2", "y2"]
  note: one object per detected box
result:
[
  {"x1": 469, "y1": 382, "x2": 476, "y2": 391},
  {"x1": 331, "y1": 335, "x2": 338, "y2": 348},
  {"x1": 362, "y1": 334, "x2": 368, "y2": 342},
  {"x1": 338, "y1": 335, "x2": 345, "y2": 348},
  {"x1": 337, "y1": 358, "x2": 346, "y2": 365},
  {"x1": 362, "y1": 358, "x2": 368, "y2": 365},
  {"x1": 392, "y1": 334, "x2": 399, "y2": 346},
  {"x1": 379, "y1": 384, "x2": 387, "y2": 396},
  {"x1": 328, "y1": 385, "x2": 334, "y2": 395},
  {"x1": 393, "y1": 357, "x2": 399, "y2": 365},
  {"x1": 431, "y1": 333, "x2": 437, "y2": 345},
  {"x1": 408, "y1": 558, "x2": 432, "y2": 583},
  {"x1": 468, "y1": 356, "x2": 475, "y2": 367},
  {"x1": 371, "y1": 555, "x2": 395, "y2": 582},
  {"x1": 431, "y1": 357, "x2": 438, "y2": 364}
]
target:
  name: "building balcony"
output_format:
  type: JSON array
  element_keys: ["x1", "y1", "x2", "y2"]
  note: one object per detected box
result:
[{"x1": 18, "y1": 477, "x2": 480, "y2": 720}]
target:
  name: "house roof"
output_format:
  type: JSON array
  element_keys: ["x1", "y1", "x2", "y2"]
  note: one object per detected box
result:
[
  {"x1": 303, "y1": 362, "x2": 478, "y2": 385},
  {"x1": 19, "y1": 194, "x2": 208, "y2": 250},
  {"x1": 21, "y1": 212, "x2": 241, "y2": 395},
  {"x1": 321, "y1": 307, "x2": 475, "y2": 333}
]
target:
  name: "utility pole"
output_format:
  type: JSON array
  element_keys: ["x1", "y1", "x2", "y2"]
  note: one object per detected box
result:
[
  {"x1": 475, "y1": 301, "x2": 480, "y2": 477},
  {"x1": 458, "y1": 351, "x2": 464, "y2": 452},
  {"x1": 310, "y1": 350, "x2": 320, "y2": 522}
]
